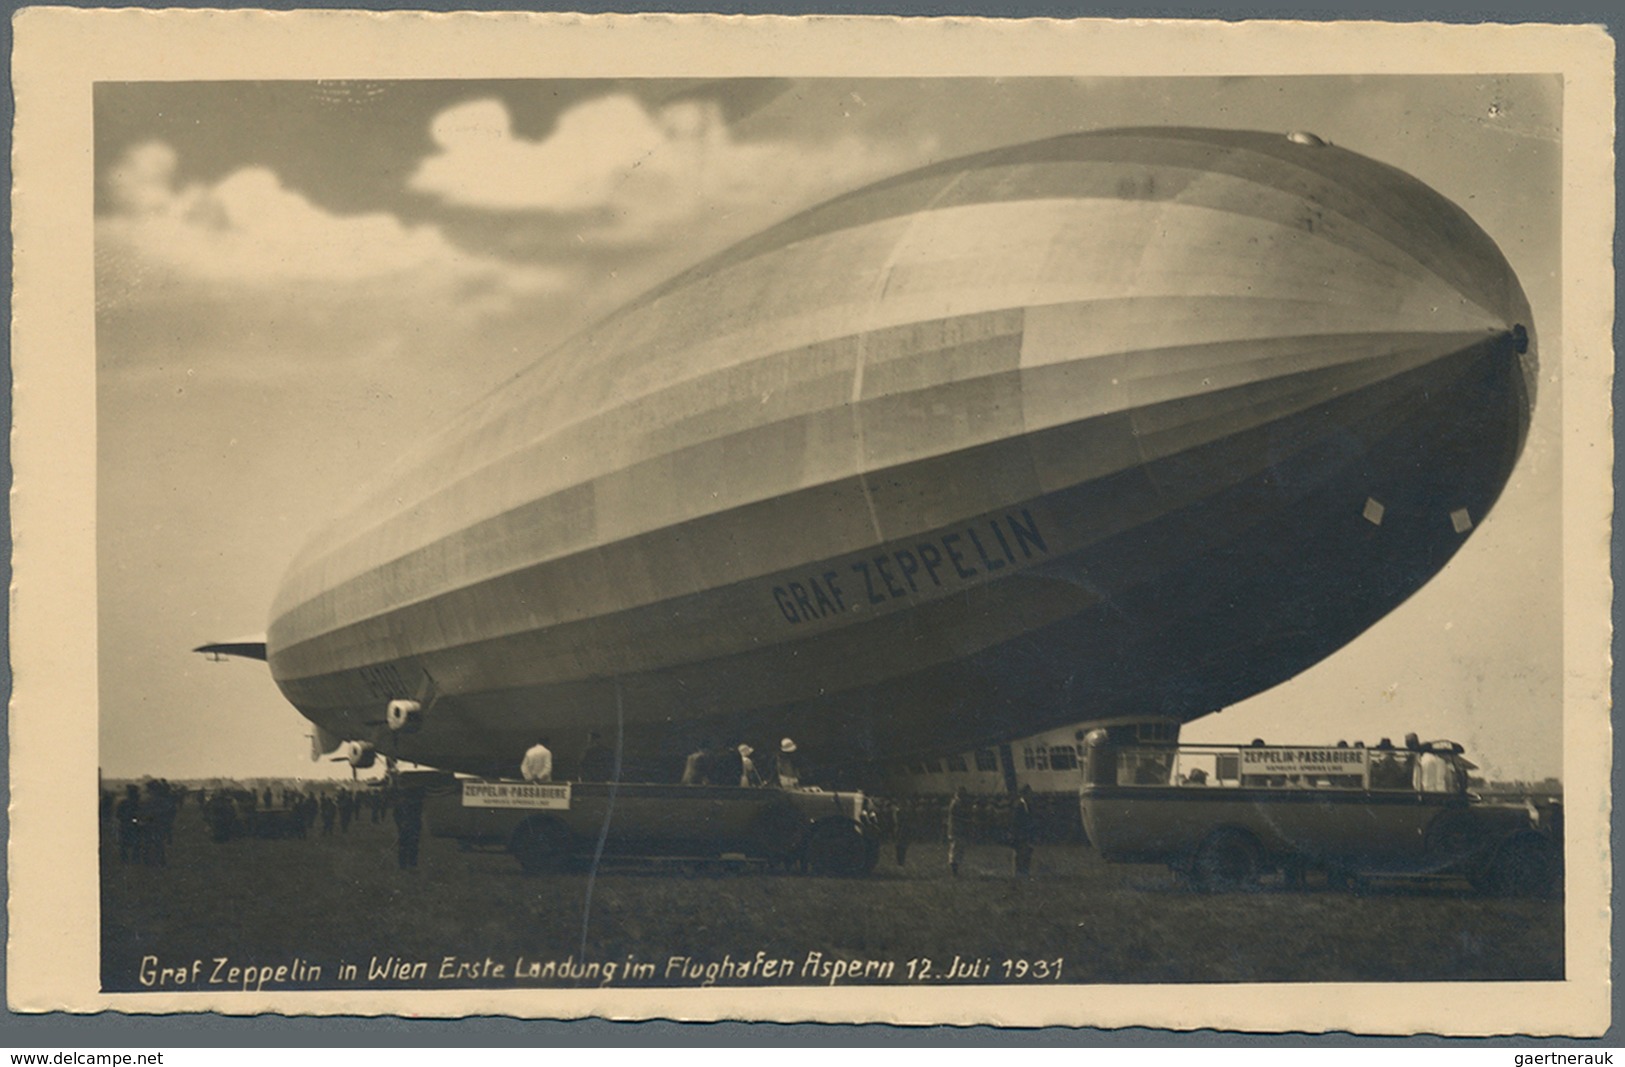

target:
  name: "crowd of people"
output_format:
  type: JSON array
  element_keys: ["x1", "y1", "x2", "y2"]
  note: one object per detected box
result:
[
  {"x1": 203, "y1": 783, "x2": 394, "y2": 839},
  {"x1": 100, "y1": 778, "x2": 422, "y2": 865},
  {"x1": 867, "y1": 785, "x2": 1044, "y2": 878},
  {"x1": 103, "y1": 780, "x2": 182, "y2": 866}
]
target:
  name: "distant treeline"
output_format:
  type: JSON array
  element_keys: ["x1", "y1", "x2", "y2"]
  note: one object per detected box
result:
[{"x1": 1471, "y1": 778, "x2": 1563, "y2": 796}]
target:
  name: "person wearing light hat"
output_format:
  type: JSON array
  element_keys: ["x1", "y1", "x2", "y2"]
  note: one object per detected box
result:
[
  {"x1": 737, "y1": 743, "x2": 763, "y2": 787},
  {"x1": 771, "y1": 738, "x2": 802, "y2": 790}
]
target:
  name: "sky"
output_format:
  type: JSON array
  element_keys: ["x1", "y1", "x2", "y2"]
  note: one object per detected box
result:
[{"x1": 94, "y1": 75, "x2": 1564, "y2": 782}]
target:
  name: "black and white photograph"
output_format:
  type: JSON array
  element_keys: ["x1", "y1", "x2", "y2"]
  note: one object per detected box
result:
[{"x1": 9, "y1": 11, "x2": 1613, "y2": 1033}]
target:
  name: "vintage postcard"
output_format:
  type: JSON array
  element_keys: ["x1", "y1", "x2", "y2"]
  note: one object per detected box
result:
[{"x1": 8, "y1": 10, "x2": 1614, "y2": 1034}]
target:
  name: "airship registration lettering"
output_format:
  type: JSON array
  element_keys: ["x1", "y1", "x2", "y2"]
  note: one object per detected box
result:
[
  {"x1": 358, "y1": 661, "x2": 410, "y2": 699},
  {"x1": 773, "y1": 510, "x2": 1049, "y2": 625}
]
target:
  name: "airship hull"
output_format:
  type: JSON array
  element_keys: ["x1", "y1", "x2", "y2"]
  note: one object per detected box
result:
[{"x1": 265, "y1": 127, "x2": 1535, "y2": 780}]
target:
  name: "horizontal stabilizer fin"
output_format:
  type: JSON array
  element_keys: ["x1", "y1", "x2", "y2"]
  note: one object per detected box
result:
[{"x1": 193, "y1": 636, "x2": 269, "y2": 662}]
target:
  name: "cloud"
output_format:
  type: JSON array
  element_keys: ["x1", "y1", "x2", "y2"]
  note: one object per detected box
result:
[
  {"x1": 409, "y1": 94, "x2": 936, "y2": 246},
  {"x1": 97, "y1": 141, "x2": 568, "y2": 322}
]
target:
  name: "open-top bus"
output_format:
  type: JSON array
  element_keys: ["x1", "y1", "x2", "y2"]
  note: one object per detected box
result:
[
  {"x1": 1077, "y1": 731, "x2": 1560, "y2": 895},
  {"x1": 417, "y1": 773, "x2": 880, "y2": 876}
]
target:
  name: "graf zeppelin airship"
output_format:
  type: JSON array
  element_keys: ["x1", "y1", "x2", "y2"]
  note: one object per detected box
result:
[{"x1": 207, "y1": 126, "x2": 1536, "y2": 783}]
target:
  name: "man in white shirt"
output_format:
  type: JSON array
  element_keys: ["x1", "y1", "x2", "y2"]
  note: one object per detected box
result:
[
  {"x1": 1413, "y1": 746, "x2": 1457, "y2": 793},
  {"x1": 521, "y1": 738, "x2": 553, "y2": 782}
]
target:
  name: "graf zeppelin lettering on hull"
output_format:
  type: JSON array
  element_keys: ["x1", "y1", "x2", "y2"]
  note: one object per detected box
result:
[{"x1": 773, "y1": 508, "x2": 1049, "y2": 625}]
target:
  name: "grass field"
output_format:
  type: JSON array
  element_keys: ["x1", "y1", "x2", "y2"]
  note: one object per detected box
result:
[{"x1": 101, "y1": 802, "x2": 1563, "y2": 993}]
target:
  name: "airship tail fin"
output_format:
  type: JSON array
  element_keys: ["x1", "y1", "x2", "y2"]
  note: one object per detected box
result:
[{"x1": 192, "y1": 636, "x2": 268, "y2": 662}]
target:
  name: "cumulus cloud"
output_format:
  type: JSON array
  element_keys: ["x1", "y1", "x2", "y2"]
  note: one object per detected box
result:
[
  {"x1": 98, "y1": 141, "x2": 567, "y2": 320},
  {"x1": 409, "y1": 94, "x2": 935, "y2": 245}
]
